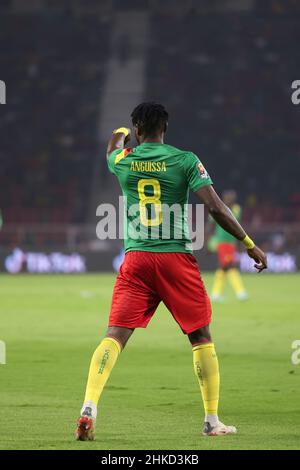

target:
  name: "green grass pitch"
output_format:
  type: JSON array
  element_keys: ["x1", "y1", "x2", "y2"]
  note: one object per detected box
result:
[{"x1": 0, "y1": 273, "x2": 300, "y2": 450}]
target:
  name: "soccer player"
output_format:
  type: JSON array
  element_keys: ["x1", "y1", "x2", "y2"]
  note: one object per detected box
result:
[
  {"x1": 76, "y1": 102, "x2": 267, "y2": 440},
  {"x1": 210, "y1": 190, "x2": 248, "y2": 302}
]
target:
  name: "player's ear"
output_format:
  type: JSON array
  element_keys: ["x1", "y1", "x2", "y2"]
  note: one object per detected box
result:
[
  {"x1": 164, "y1": 122, "x2": 168, "y2": 133},
  {"x1": 135, "y1": 125, "x2": 142, "y2": 136},
  {"x1": 134, "y1": 125, "x2": 141, "y2": 144}
]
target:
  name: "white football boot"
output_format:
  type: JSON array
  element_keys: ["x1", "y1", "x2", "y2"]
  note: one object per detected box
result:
[{"x1": 203, "y1": 421, "x2": 237, "y2": 436}]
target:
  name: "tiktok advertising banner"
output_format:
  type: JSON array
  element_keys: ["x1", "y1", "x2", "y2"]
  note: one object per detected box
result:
[{"x1": 0, "y1": 248, "x2": 298, "y2": 274}]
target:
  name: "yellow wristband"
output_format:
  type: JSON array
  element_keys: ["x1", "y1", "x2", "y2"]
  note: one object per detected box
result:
[
  {"x1": 242, "y1": 235, "x2": 255, "y2": 249},
  {"x1": 113, "y1": 127, "x2": 130, "y2": 137}
]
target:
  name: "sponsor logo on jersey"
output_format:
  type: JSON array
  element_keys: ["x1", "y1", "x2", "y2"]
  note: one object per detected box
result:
[{"x1": 130, "y1": 161, "x2": 167, "y2": 172}]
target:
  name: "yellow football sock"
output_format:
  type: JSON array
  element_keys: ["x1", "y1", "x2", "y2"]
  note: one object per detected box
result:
[
  {"x1": 211, "y1": 269, "x2": 225, "y2": 297},
  {"x1": 83, "y1": 337, "x2": 121, "y2": 406},
  {"x1": 193, "y1": 343, "x2": 219, "y2": 416},
  {"x1": 227, "y1": 268, "x2": 246, "y2": 296}
]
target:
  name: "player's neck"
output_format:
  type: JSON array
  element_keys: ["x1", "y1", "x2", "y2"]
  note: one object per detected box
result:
[{"x1": 139, "y1": 135, "x2": 164, "y2": 144}]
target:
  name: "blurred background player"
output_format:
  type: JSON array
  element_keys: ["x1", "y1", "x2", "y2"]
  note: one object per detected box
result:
[{"x1": 209, "y1": 190, "x2": 248, "y2": 302}]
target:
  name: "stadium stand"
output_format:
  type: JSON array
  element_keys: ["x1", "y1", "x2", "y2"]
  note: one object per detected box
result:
[
  {"x1": 146, "y1": 9, "x2": 300, "y2": 221},
  {"x1": 0, "y1": 10, "x2": 110, "y2": 224},
  {"x1": 1, "y1": 0, "x2": 300, "y2": 252}
]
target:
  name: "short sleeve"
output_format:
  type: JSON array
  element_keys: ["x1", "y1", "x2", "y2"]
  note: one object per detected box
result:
[{"x1": 184, "y1": 152, "x2": 213, "y2": 192}]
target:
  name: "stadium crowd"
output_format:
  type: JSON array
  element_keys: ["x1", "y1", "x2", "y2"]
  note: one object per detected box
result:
[
  {"x1": 1, "y1": 0, "x2": 299, "y2": 233},
  {"x1": 0, "y1": 11, "x2": 109, "y2": 224},
  {"x1": 146, "y1": 9, "x2": 300, "y2": 222}
]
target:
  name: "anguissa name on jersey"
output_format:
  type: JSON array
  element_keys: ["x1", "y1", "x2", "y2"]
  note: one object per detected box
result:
[{"x1": 130, "y1": 161, "x2": 167, "y2": 172}]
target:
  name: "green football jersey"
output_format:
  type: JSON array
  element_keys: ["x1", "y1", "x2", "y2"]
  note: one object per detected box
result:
[{"x1": 107, "y1": 142, "x2": 212, "y2": 253}]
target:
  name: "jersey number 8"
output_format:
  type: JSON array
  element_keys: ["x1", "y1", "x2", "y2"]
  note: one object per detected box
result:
[{"x1": 138, "y1": 179, "x2": 162, "y2": 227}]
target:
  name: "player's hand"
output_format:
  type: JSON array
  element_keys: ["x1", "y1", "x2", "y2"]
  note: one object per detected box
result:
[
  {"x1": 113, "y1": 127, "x2": 131, "y2": 145},
  {"x1": 124, "y1": 129, "x2": 131, "y2": 146},
  {"x1": 247, "y1": 246, "x2": 267, "y2": 273}
]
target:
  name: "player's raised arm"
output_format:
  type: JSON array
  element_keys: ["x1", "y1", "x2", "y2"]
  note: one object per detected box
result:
[
  {"x1": 196, "y1": 185, "x2": 268, "y2": 272},
  {"x1": 106, "y1": 127, "x2": 131, "y2": 158}
]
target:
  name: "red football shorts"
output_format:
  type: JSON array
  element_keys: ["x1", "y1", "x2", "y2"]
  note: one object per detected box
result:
[
  {"x1": 217, "y1": 242, "x2": 237, "y2": 268},
  {"x1": 109, "y1": 251, "x2": 212, "y2": 334}
]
